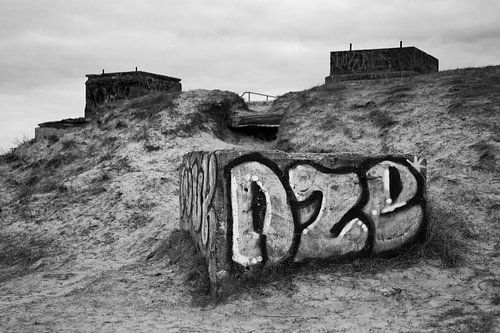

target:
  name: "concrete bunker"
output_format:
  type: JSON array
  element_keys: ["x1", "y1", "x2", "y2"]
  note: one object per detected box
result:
[
  {"x1": 325, "y1": 45, "x2": 438, "y2": 82},
  {"x1": 85, "y1": 70, "x2": 182, "y2": 119}
]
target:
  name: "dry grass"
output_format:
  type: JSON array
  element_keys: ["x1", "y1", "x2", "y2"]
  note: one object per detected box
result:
[
  {"x1": 147, "y1": 230, "x2": 211, "y2": 306},
  {"x1": 162, "y1": 198, "x2": 474, "y2": 303},
  {"x1": 428, "y1": 306, "x2": 500, "y2": 332},
  {"x1": 0, "y1": 233, "x2": 55, "y2": 283}
]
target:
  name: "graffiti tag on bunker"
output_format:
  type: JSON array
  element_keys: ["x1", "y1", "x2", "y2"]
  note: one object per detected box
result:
[{"x1": 180, "y1": 151, "x2": 427, "y2": 292}]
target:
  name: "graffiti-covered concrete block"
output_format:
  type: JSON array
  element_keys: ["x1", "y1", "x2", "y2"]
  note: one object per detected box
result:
[{"x1": 179, "y1": 150, "x2": 427, "y2": 297}]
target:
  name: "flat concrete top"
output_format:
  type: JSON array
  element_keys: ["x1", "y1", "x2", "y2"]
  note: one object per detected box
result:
[
  {"x1": 331, "y1": 46, "x2": 438, "y2": 61},
  {"x1": 38, "y1": 117, "x2": 88, "y2": 128},
  {"x1": 85, "y1": 70, "x2": 181, "y2": 82}
]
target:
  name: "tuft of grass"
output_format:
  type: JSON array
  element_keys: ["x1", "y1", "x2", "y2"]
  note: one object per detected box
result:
[
  {"x1": 92, "y1": 171, "x2": 111, "y2": 183},
  {"x1": 47, "y1": 134, "x2": 59, "y2": 144},
  {"x1": 492, "y1": 293, "x2": 500, "y2": 305},
  {"x1": 46, "y1": 152, "x2": 77, "y2": 169},
  {"x1": 129, "y1": 92, "x2": 177, "y2": 121},
  {"x1": 0, "y1": 233, "x2": 54, "y2": 282},
  {"x1": 115, "y1": 120, "x2": 128, "y2": 129},
  {"x1": 429, "y1": 306, "x2": 500, "y2": 332},
  {"x1": 162, "y1": 112, "x2": 206, "y2": 138},
  {"x1": 147, "y1": 230, "x2": 211, "y2": 306},
  {"x1": 152, "y1": 200, "x2": 474, "y2": 303},
  {"x1": 101, "y1": 136, "x2": 118, "y2": 146},
  {"x1": 162, "y1": 100, "x2": 234, "y2": 139},
  {"x1": 132, "y1": 126, "x2": 150, "y2": 142},
  {"x1": 470, "y1": 141, "x2": 497, "y2": 171},
  {"x1": 144, "y1": 143, "x2": 161, "y2": 152},
  {"x1": 422, "y1": 202, "x2": 474, "y2": 267},
  {"x1": 352, "y1": 101, "x2": 377, "y2": 109},
  {"x1": 380, "y1": 82, "x2": 415, "y2": 106},
  {"x1": 109, "y1": 156, "x2": 135, "y2": 173},
  {"x1": 318, "y1": 115, "x2": 341, "y2": 131},
  {"x1": 1, "y1": 149, "x2": 20, "y2": 164},
  {"x1": 61, "y1": 139, "x2": 77, "y2": 150},
  {"x1": 369, "y1": 109, "x2": 397, "y2": 129},
  {"x1": 12, "y1": 135, "x2": 35, "y2": 147},
  {"x1": 125, "y1": 212, "x2": 152, "y2": 230}
]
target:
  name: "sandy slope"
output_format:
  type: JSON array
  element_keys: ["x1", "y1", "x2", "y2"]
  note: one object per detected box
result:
[{"x1": 0, "y1": 68, "x2": 499, "y2": 332}]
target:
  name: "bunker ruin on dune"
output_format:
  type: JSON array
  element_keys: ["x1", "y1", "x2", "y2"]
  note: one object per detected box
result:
[
  {"x1": 325, "y1": 44, "x2": 438, "y2": 83},
  {"x1": 34, "y1": 70, "x2": 182, "y2": 140},
  {"x1": 84, "y1": 70, "x2": 182, "y2": 119}
]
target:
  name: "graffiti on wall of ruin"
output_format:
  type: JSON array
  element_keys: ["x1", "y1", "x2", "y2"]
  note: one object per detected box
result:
[
  {"x1": 86, "y1": 77, "x2": 180, "y2": 107},
  {"x1": 329, "y1": 48, "x2": 433, "y2": 75},
  {"x1": 179, "y1": 152, "x2": 218, "y2": 255},
  {"x1": 225, "y1": 153, "x2": 427, "y2": 268},
  {"x1": 331, "y1": 50, "x2": 411, "y2": 74}
]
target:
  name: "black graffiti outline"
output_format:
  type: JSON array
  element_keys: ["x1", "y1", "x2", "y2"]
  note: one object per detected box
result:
[{"x1": 224, "y1": 153, "x2": 427, "y2": 269}]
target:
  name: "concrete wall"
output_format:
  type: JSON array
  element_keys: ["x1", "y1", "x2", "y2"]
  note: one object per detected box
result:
[
  {"x1": 85, "y1": 71, "x2": 181, "y2": 119},
  {"x1": 35, "y1": 127, "x2": 71, "y2": 141},
  {"x1": 179, "y1": 150, "x2": 427, "y2": 297},
  {"x1": 35, "y1": 118, "x2": 88, "y2": 141},
  {"x1": 328, "y1": 47, "x2": 438, "y2": 77}
]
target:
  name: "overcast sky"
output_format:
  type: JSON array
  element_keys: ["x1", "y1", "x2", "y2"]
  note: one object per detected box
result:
[{"x1": 1, "y1": 0, "x2": 499, "y2": 150}]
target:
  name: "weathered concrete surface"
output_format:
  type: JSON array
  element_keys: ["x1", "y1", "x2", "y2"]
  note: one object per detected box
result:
[
  {"x1": 180, "y1": 150, "x2": 427, "y2": 296},
  {"x1": 35, "y1": 118, "x2": 88, "y2": 141},
  {"x1": 325, "y1": 47, "x2": 438, "y2": 83},
  {"x1": 85, "y1": 71, "x2": 181, "y2": 119}
]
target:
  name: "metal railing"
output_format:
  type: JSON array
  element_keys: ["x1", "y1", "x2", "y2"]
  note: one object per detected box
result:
[{"x1": 241, "y1": 91, "x2": 276, "y2": 102}]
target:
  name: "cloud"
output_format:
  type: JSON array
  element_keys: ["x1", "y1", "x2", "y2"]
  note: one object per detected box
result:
[{"x1": 1, "y1": 0, "x2": 499, "y2": 149}]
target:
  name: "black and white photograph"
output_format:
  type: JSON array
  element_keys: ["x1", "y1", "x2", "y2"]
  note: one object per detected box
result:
[{"x1": 0, "y1": 0, "x2": 499, "y2": 331}]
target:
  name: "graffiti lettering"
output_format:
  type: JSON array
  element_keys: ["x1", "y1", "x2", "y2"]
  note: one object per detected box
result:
[
  {"x1": 225, "y1": 154, "x2": 426, "y2": 267},
  {"x1": 179, "y1": 152, "x2": 217, "y2": 253}
]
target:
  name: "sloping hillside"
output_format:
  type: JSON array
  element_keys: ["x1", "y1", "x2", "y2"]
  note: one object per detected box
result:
[
  {"x1": 0, "y1": 67, "x2": 499, "y2": 332},
  {"x1": 275, "y1": 66, "x2": 499, "y2": 264}
]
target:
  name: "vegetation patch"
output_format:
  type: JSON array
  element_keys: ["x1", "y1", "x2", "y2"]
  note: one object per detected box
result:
[
  {"x1": 125, "y1": 212, "x2": 152, "y2": 230},
  {"x1": 146, "y1": 230, "x2": 211, "y2": 306},
  {"x1": 129, "y1": 92, "x2": 177, "y2": 121},
  {"x1": 470, "y1": 141, "x2": 497, "y2": 171},
  {"x1": 144, "y1": 143, "x2": 161, "y2": 152},
  {"x1": 0, "y1": 233, "x2": 55, "y2": 283},
  {"x1": 162, "y1": 111, "x2": 210, "y2": 138},
  {"x1": 428, "y1": 306, "x2": 500, "y2": 332},
  {"x1": 369, "y1": 109, "x2": 397, "y2": 129},
  {"x1": 152, "y1": 199, "x2": 474, "y2": 304},
  {"x1": 379, "y1": 82, "x2": 416, "y2": 106},
  {"x1": 47, "y1": 135, "x2": 59, "y2": 145},
  {"x1": 61, "y1": 139, "x2": 78, "y2": 150},
  {"x1": 46, "y1": 152, "x2": 77, "y2": 169}
]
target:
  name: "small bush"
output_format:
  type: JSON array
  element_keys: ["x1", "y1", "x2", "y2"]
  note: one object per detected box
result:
[
  {"x1": 102, "y1": 136, "x2": 118, "y2": 146},
  {"x1": 61, "y1": 139, "x2": 77, "y2": 150},
  {"x1": 144, "y1": 143, "x2": 161, "y2": 152},
  {"x1": 46, "y1": 152, "x2": 77, "y2": 169},
  {"x1": 115, "y1": 121, "x2": 128, "y2": 129},
  {"x1": 92, "y1": 172, "x2": 111, "y2": 183},
  {"x1": 421, "y1": 202, "x2": 473, "y2": 267},
  {"x1": 1, "y1": 149, "x2": 20, "y2": 164},
  {"x1": 429, "y1": 306, "x2": 500, "y2": 332},
  {"x1": 125, "y1": 212, "x2": 152, "y2": 230},
  {"x1": 47, "y1": 135, "x2": 59, "y2": 144},
  {"x1": 369, "y1": 109, "x2": 397, "y2": 129},
  {"x1": 0, "y1": 233, "x2": 54, "y2": 282},
  {"x1": 147, "y1": 230, "x2": 211, "y2": 306}
]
